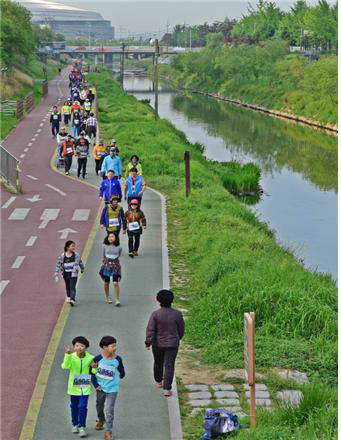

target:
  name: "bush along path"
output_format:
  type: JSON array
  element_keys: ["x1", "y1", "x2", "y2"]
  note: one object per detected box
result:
[{"x1": 88, "y1": 70, "x2": 337, "y2": 439}]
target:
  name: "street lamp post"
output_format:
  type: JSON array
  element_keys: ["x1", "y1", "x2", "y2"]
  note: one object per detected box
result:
[
  {"x1": 153, "y1": 39, "x2": 159, "y2": 119},
  {"x1": 120, "y1": 42, "x2": 126, "y2": 88}
]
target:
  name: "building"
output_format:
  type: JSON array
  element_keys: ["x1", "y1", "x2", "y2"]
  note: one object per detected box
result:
[{"x1": 17, "y1": 0, "x2": 115, "y2": 40}]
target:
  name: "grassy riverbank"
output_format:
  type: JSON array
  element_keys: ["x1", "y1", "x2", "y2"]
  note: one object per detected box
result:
[
  {"x1": 0, "y1": 57, "x2": 63, "y2": 140},
  {"x1": 157, "y1": 41, "x2": 337, "y2": 128},
  {"x1": 88, "y1": 70, "x2": 337, "y2": 438}
]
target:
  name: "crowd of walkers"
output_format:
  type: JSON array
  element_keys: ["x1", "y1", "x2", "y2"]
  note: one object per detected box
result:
[{"x1": 53, "y1": 62, "x2": 185, "y2": 439}]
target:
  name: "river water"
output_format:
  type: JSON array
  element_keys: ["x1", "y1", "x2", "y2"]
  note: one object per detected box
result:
[{"x1": 123, "y1": 75, "x2": 337, "y2": 279}]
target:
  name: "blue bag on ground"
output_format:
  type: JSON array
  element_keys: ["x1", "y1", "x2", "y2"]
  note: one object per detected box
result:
[{"x1": 200, "y1": 409, "x2": 240, "y2": 439}]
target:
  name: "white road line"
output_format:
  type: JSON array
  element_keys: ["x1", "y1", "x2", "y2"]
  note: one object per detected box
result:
[
  {"x1": 45, "y1": 184, "x2": 66, "y2": 196},
  {"x1": 8, "y1": 208, "x2": 30, "y2": 220},
  {"x1": 2, "y1": 196, "x2": 16, "y2": 209},
  {"x1": 31, "y1": 138, "x2": 36, "y2": 142},
  {"x1": 24, "y1": 148, "x2": 29, "y2": 152},
  {"x1": 20, "y1": 154, "x2": 25, "y2": 158},
  {"x1": 11, "y1": 256, "x2": 25, "y2": 269},
  {"x1": 25, "y1": 236, "x2": 37, "y2": 246},
  {"x1": 28, "y1": 142, "x2": 33, "y2": 146},
  {"x1": 40, "y1": 123, "x2": 44, "y2": 127},
  {"x1": 39, "y1": 208, "x2": 60, "y2": 228},
  {"x1": 0, "y1": 281, "x2": 10, "y2": 295},
  {"x1": 72, "y1": 209, "x2": 90, "y2": 221},
  {"x1": 37, "y1": 129, "x2": 41, "y2": 133},
  {"x1": 26, "y1": 175, "x2": 38, "y2": 180}
]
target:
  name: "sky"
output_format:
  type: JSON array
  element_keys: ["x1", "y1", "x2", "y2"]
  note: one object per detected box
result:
[{"x1": 57, "y1": 0, "x2": 322, "y2": 38}]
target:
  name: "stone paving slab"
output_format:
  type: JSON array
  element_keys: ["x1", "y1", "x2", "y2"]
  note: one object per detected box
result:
[
  {"x1": 247, "y1": 398, "x2": 272, "y2": 407},
  {"x1": 214, "y1": 391, "x2": 239, "y2": 399},
  {"x1": 185, "y1": 384, "x2": 209, "y2": 391},
  {"x1": 277, "y1": 390, "x2": 303, "y2": 407},
  {"x1": 188, "y1": 392, "x2": 212, "y2": 400},
  {"x1": 245, "y1": 390, "x2": 270, "y2": 399},
  {"x1": 216, "y1": 398, "x2": 240, "y2": 406},
  {"x1": 277, "y1": 370, "x2": 309, "y2": 385},
  {"x1": 211, "y1": 384, "x2": 235, "y2": 391},
  {"x1": 243, "y1": 384, "x2": 268, "y2": 391},
  {"x1": 189, "y1": 399, "x2": 212, "y2": 407}
]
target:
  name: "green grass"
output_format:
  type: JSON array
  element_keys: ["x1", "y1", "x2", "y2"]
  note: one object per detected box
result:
[{"x1": 89, "y1": 70, "x2": 337, "y2": 439}]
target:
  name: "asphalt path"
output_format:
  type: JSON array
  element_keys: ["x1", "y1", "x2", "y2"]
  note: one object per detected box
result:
[{"x1": 1, "y1": 68, "x2": 100, "y2": 440}]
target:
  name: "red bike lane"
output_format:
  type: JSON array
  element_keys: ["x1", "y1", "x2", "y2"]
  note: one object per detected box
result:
[{"x1": 1, "y1": 69, "x2": 100, "y2": 440}]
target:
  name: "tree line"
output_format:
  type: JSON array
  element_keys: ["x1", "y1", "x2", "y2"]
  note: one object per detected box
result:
[{"x1": 161, "y1": 0, "x2": 338, "y2": 51}]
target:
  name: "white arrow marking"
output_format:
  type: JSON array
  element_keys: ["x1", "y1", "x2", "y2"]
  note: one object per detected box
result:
[
  {"x1": 11, "y1": 256, "x2": 25, "y2": 269},
  {"x1": 26, "y1": 175, "x2": 38, "y2": 180},
  {"x1": 2, "y1": 196, "x2": 16, "y2": 209},
  {"x1": 72, "y1": 209, "x2": 90, "y2": 221},
  {"x1": 26, "y1": 194, "x2": 42, "y2": 203},
  {"x1": 39, "y1": 208, "x2": 60, "y2": 229},
  {"x1": 45, "y1": 184, "x2": 66, "y2": 196},
  {"x1": 8, "y1": 208, "x2": 30, "y2": 220},
  {"x1": 58, "y1": 228, "x2": 77, "y2": 239},
  {"x1": 25, "y1": 236, "x2": 37, "y2": 246},
  {"x1": 0, "y1": 281, "x2": 10, "y2": 296}
]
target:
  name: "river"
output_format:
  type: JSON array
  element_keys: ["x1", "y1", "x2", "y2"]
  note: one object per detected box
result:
[{"x1": 123, "y1": 75, "x2": 337, "y2": 279}]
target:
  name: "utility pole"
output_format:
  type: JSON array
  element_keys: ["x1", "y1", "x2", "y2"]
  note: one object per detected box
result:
[
  {"x1": 189, "y1": 28, "x2": 192, "y2": 50},
  {"x1": 166, "y1": 20, "x2": 170, "y2": 54},
  {"x1": 154, "y1": 38, "x2": 159, "y2": 119},
  {"x1": 120, "y1": 42, "x2": 125, "y2": 89}
]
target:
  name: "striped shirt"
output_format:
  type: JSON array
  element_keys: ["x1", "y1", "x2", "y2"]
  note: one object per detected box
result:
[{"x1": 86, "y1": 116, "x2": 97, "y2": 127}]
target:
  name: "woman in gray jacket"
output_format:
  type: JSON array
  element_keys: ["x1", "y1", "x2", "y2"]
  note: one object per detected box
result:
[
  {"x1": 145, "y1": 290, "x2": 185, "y2": 397},
  {"x1": 100, "y1": 232, "x2": 122, "y2": 306}
]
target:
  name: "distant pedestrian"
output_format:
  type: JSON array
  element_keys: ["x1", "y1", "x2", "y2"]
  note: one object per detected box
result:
[
  {"x1": 101, "y1": 147, "x2": 122, "y2": 179},
  {"x1": 76, "y1": 136, "x2": 89, "y2": 179},
  {"x1": 72, "y1": 111, "x2": 81, "y2": 138},
  {"x1": 61, "y1": 336, "x2": 97, "y2": 437},
  {"x1": 100, "y1": 195, "x2": 124, "y2": 237},
  {"x1": 91, "y1": 336, "x2": 125, "y2": 438},
  {"x1": 50, "y1": 105, "x2": 61, "y2": 137},
  {"x1": 55, "y1": 240, "x2": 84, "y2": 306},
  {"x1": 86, "y1": 112, "x2": 97, "y2": 140},
  {"x1": 124, "y1": 167, "x2": 146, "y2": 206},
  {"x1": 99, "y1": 232, "x2": 122, "y2": 306},
  {"x1": 61, "y1": 100, "x2": 72, "y2": 126},
  {"x1": 62, "y1": 135, "x2": 75, "y2": 175},
  {"x1": 93, "y1": 140, "x2": 107, "y2": 175},
  {"x1": 145, "y1": 290, "x2": 185, "y2": 397},
  {"x1": 123, "y1": 199, "x2": 146, "y2": 258},
  {"x1": 125, "y1": 155, "x2": 143, "y2": 178}
]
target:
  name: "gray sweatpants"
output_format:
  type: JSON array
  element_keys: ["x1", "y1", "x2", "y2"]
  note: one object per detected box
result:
[{"x1": 101, "y1": 391, "x2": 118, "y2": 432}]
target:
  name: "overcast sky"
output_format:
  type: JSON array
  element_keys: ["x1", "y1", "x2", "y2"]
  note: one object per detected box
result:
[{"x1": 57, "y1": 0, "x2": 322, "y2": 37}]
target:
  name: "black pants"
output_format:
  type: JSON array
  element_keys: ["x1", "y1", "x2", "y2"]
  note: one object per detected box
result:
[
  {"x1": 52, "y1": 123, "x2": 59, "y2": 136},
  {"x1": 87, "y1": 126, "x2": 96, "y2": 139},
  {"x1": 64, "y1": 153, "x2": 73, "y2": 173},
  {"x1": 128, "y1": 231, "x2": 141, "y2": 252},
  {"x1": 64, "y1": 276, "x2": 77, "y2": 300},
  {"x1": 64, "y1": 114, "x2": 70, "y2": 125},
  {"x1": 152, "y1": 346, "x2": 178, "y2": 390},
  {"x1": 95, "y1": 158, "x2": 104, "y2": 175},
  {"x1": 77, "y1": 157, "x2": 87, "y2": 178}
]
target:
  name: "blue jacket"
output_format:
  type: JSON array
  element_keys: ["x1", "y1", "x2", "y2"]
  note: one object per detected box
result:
[
  {"x1": 101, "y1": 155, "x2": 122, "y2": 177},
  {"x1": 126, "y1": 175, "x2": 144, "y2": 198},
  {"x1": 100, "y1": 204, "x2": 124, "y2": 230},
  {"x1": 99, "y1": 179, "x2": 122, "y2": 202},
  {"x1": 91, "y1": 354, "x2": 125, "y2": 389}
]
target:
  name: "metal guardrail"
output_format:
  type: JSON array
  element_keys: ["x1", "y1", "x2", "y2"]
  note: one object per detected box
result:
[
  {"x1": 0, "y1": 144, "x2": 20, "y2": 190},
  {"x1": 25, "y1": 92, "x2": 34, "y2": 113},
  {"x1": 0, "y1": 100, "x2": 17, "y2": 116}
]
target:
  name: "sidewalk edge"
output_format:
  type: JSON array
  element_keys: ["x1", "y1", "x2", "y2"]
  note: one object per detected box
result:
[{"x1": 148, "y1": 186, "x2": 183, "y2": 440}]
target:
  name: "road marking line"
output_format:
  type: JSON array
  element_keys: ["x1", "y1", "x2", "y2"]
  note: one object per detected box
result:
[
  {"x1": 37, "y1": 129, "x2": 41, "y2": 133},
  {"x1": 24, "y1": 148, "x2": 29, "y2": 152},
  {"x1": 0, "y1": 281, "x2": 10, "y2": 295},
  {"x1": 28, "y1": 142, "x2": 33, "y2": 146},
  {"x1": 20, "y1": 154, "x2": 26, "y2": 158},
  {"x1": 2, "y1": 196, "x2": 16, "y2": 209},
  {"x1": 31, "y1": 138, "x2": 36, "y2": 141},
  {"x1": 18, "y1": 206, "x2": 102, "y2": 440},
  {"x1": 11, "y1": 256, "x2": 25, "y2": 269},
  {"x1": 27, "y1": 194, "x2": 42, "y2": 203},
  {"x1": 40, "y1": 123, "x2": 44, "y2": 127},
  {"x1": 26, "y1": 175, "x2": 38, "y2": 180},
  {"x1": 72, "y1": 209, "x2": 90, "y2": 221},
  {"x1": 8, "y1": 208, "x2": 30, "y2": 220},
  {"x1": 38, "y1": 208, "x2": 60, "y2": 228},
  {"x1": 25, "y1": 236, "x2": 37, "y2": 246},
  {"x1": 45, "y1": 184, "x2": 66, "y2": 196}
]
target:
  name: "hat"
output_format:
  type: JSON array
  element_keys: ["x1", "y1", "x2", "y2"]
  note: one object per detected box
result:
[
  {"x1": 129, "y1": 199, "x2": 139, "y2": 205},
  {"x1": 110, "y1": 195, "x2": 120, "y2": 201},
  {"x1": 110, "y1": 147, "x2": 116, "y2": 152},
  {"x1": 130, "y1": 155, "x2": 139, "y2": 161},
  {"x1": 111, "y1": 139, "x2": 116, "y2": 144}
]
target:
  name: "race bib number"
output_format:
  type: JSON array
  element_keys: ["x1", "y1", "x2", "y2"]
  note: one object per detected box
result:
[
  {"x1": 98, "y1": 152, "x2": 105, "y2": 157},
  {"x1": 109, "y1": 218, "x2": 119, "y2": 227},
  {"x1": 73, "y1": 374, "x2": 91, "y2": 389},
  {"x1": 97, "y1": 364, "x2": 116, "y2": 381},
  {"x1": 53, "y1": 115, "x2": 59, "y2": 120},
  {"x1": 66, "y1": 147, "x2": 72, "y2": 154},
  {"x1": 128, "y1": 221, "x2": 140, "y2": 231},
  {"x1": 64, "y1": 262, "x2": 75, "y2": 272},
  {"x1": 74, "y1": 119, "x2": 79, "y2": 124}
]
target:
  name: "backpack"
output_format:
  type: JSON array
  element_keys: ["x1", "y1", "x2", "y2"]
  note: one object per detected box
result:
[{"x1": 200, "y1": 409, "x2": 240, "y2": 440}]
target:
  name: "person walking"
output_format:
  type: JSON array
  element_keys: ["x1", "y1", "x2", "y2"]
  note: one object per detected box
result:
[
  {"x1": 61, "y1": 336, "x2": 97, "y2": 437},
  {"x1": 55, "y1": 240, "x2": 84, "y2": 306},
  {"x1": 123, "y1": 199, "x2": 146, "y2": 258},
  {"x1": 62, "y1": 135, "x2": 75, "y2": 175},
  {"x1": 100, "y1": 195, "x2": 124, "y2": 237},
  {"x1": 50, "y1": 105, "x2": 61, "y2": 137},
  {"x1": 101, "y1": 147, "x2": 122, "y2": 179},
  {"x1": 145, "y1": 290, "x2": 185, "y2": 397},
  {"x1": 86, "y1": 112, "x2": 97, "y2": 141},
  {"x1": 124, "y1": 167, "x2": 146, "y2": 206},
  {"x1": 93, "y1": 140, "x2": 107, "y2": 175},
  {"x1": 72, "y1": 111, "x2": 81, "y2": 138},
  {"x1": 61, "y1": 100, "x2": 72, "y2": 126},
  {"x1": 76, "y1": 136, "x2": 89, "y2": 179},
  {"x1": 99, "y1": 233, "x2": 122, "y2": 306},
  {"x1": 83, "y1": 98, "x2": 92, "y2": 116},
  {"x1": 99, "y1": 170, "x2": 122, "y2": 203},
  {"x1": 91, "y1": 336, "x2": 125, "y2": 438},
  {"x1": 125, "y1": 155, "x2": 143, "y2": 178}
]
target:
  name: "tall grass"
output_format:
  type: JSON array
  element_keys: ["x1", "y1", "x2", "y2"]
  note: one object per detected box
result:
[{"x1": 89, "y1": 70, "x2": 337, "y2": 438}]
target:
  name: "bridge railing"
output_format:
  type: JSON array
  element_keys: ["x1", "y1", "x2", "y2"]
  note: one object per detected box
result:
[{"x1": 0, "y1": 144, "x2": 21, "y2": 190}]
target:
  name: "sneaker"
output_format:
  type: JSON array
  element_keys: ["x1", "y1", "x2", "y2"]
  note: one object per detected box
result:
[
  {"x1": 115, "y1": 300, "x2": 120, "y2": 307},
  {"x1": 95, "y1": 420, "x2": 105, "y2": 431},
  {"x1": 72, "y1": 425, "x2": 79, "y2": 433},
  {"x1": 66, "y1": 297, "x2": 71, "y2": 303},
  {"x1": 164, "y1": 390, "x2": 172, "y2": 397},
  {"x1": 70, "y1": 299, "x2": 75, "y2": 307},
  {"x1": 105, "y1": 298, "x2": 112, "y2": 304},
  {"x1": 104, "y1": 432, "x2": 112, "y2": 440},
  {"x1": 156, "y1": 382, "x2": 163, "y2": 388},
  {"x1": 128, "y1": 252, "x2": 134, "y2": 258},
  {"x1": 133, "y1": 251, "x2": 139, "y2": 256},
  {"x1": 78, "y1": 427, "x2": 87, "y2": 437},
  {"x1": 65, "y1": 171, "x2": 69, "y2": 175}
]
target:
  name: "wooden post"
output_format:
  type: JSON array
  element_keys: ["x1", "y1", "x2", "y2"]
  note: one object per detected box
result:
[
  {"x1": 154, "y1": 39, "x2": 159, "y2": 119},
  {"x1": 184, "y1": 151, "x2": 190, "y2": 197},
  {"x1": 244, "y1": 312, "x2": 256, "y2": 428}
]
